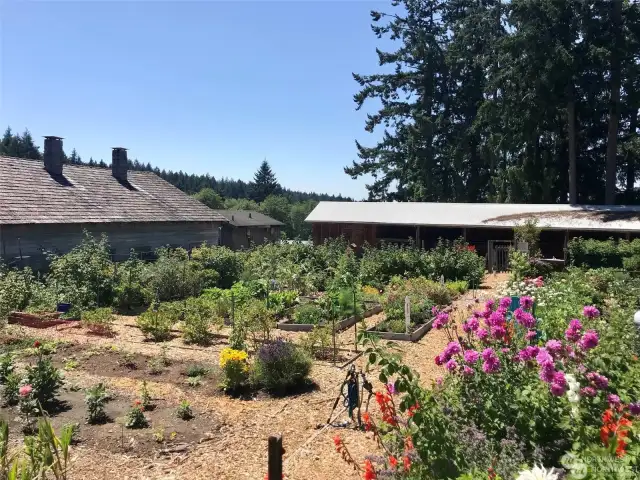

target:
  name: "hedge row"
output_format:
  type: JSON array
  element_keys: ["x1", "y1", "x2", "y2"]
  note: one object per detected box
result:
[{"x1": 567, "y1": 237, "x2": 640, "y2": 270}]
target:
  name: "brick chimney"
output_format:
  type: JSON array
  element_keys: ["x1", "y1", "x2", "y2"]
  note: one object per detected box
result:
[
  {"x1": 111, "y1": 147, "x2": 128, "y2": 182},
  {"x1": 43, "y1": 136, "x2": 64, "y2": 175}
]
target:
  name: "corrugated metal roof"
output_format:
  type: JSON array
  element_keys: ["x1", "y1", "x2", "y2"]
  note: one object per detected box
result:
[{"x1": 304, "y1": 202, "x2": 640, "y2": 232}]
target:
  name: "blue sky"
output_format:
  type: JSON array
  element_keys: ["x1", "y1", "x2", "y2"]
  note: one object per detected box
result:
[{"x1": 0, "y1": 0, "x2": 391, "y2": 199}]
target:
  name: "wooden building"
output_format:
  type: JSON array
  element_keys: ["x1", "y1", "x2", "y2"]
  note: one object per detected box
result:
[
  {"x1": 305, "y1": 202, "x2": 640, "y2": 271},
  {"x1": 212, "y1": 210, "x2": 283, "y2": 250},
  {"x1": 0, "y1": 137, "x2": 227, "y2": 269}
]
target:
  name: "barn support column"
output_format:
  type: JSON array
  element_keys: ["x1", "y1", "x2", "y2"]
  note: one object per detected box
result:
[
  {"x1": 415, "y1": 226, "x2": 420, "y2": 249},
  {"x1": 463, "y1": 228, "x2": 467, "y2": 241},
  {"x1": 626, "y1": 231, "x2": 631, "y2": 240},
  {"x1": 564, "y1": 230, "x2": 569, "y2": 261}
]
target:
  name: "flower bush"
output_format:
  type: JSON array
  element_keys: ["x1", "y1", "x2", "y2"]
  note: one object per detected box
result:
[
  {"x1": 251, "y1": 339, "x2": 312, "y2": 392},
  {"x1": 219, "y1": 347, "x2": 249, "y2": 391},
  {"x1": 81, "y1": 307, "x2": 115, "y2": 335},
  {"x1": 338, "y1": 269, "x2": 640, "y2": 479},
  {"x1": 125, "y1": 400, "x2": 148, "y2": 429}
]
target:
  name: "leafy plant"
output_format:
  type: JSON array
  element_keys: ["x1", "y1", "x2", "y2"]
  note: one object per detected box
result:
[
  {"x1": 143, "y1": 247, "x2": 212, "y2": 301},
  {"x1": 136, "y1": 304, "x2": 176, "y2": 341},
  {"x1": 300, "y1": 326, "x2": 333, "y2": 360},
  {"x1": 125, "y1": 401, "x2": 148, "y2": 429},
  {"x1": 147, "y1": 357, "x2": 164, "y2": 375},
  {"x1": 119, "y1": 351, "x2": 138, "y2": 370},
  {"x1": 251, "y1": 339, "x2": 311, "y2": 392},
  {"x1": 181, "y1": 296, "x2": 222, "y2": 345},
  {"x1": 2, "y1": 373, "x2": 20, "y2": 406},
  {"x1": 185, "y1": 364, "x2": 208, "y2": 378},
  {"x1": 140, "y1": 381, "x2": 152, "y2": 410},
  {"x1": 112, "y1": 254, "x2": 150, "y2": 311},
  {"x1": 81, "y1": 307, "x2": 115, "y2": 334},
  {"x1": 190, "y1": 244, "x2": 243, "y2": 289},
  {"x1": 0, "y1": 354, "x2": 14, "y2": 383},
  {"x1": 24, "y1": 348, "x2": 63, "y2": 406},
  {"x1": 85, "y1": 383, "x2": 109, "y2": 424},
  {"x1": 175, "y1": 400, "x2": 193, "y2": 420},
  {"x1": 186, "y1": 376, "x2": 202, "y2": 388},
  {"x1": 239, "y1": 299, "x2": 276, "y2": 349},
  {"x1": 292, "y1": 303, "x2": 324, "y2": 325}
]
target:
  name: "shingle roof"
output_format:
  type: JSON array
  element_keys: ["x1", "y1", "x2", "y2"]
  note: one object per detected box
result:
[
  {"x1": 212, "y1": 210, "x2": 283, "y2": 227},
  {"x1": 305, "y1": 201, "x2": 640, "y2": 232},
  {"x1": 0, "y1": 156, "x2": 227, "y2": 225}
]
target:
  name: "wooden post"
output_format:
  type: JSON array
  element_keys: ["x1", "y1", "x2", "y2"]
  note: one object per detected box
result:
[{"x1": 268, "y1": 435, "x2": 283, "y2": 480}]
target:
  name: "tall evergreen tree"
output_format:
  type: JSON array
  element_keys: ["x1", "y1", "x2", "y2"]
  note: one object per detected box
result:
[{"x1": 250, "y1": 159, "x2": 281, "y2": 202}]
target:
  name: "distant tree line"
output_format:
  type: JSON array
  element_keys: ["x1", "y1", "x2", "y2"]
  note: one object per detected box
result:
[{"x1": 0, "y1": 126, "x2": 349, "y2": 239}]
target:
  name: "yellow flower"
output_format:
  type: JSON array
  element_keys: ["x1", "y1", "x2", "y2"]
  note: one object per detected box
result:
[{"x1": 219, "y1": 347, "x2": 248, "y2": 368}]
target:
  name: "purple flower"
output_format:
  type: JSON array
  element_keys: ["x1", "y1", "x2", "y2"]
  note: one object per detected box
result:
[
  {"x1": 578, "y1": 330, "x2": 599, "y2": 350},
  {"x1": 586, "y1": 372, "x2": 609, "y2": 390},
  {"x1": 488, "y1": 311, "x2": 505, "y2": 327},
  {"x1": 552, "y1": 371, "x2": 567, "y2": 389},
  {"x1": 467, "y1": 317, "x2": 479, "y2": 331},
  {"x1": 496, "y1": 307, "x2": 508, "y2": 317},
  {"x1": 516, "y1": 310, "x2": 536, "y2": 329},
  {"x1": 583, "y1": 305, "x2": 600, "y2": 319},
  {"x1": 526, "y1": 330, "x2": 538, "y2": 341},
  {"x1": 491, "y1": 325, "x2": 507, "y2": 339},
  {"x1": 431, "y1": 306, "x2": 440, "y2": 316},
  {"x1": 443, "y1": 341, "x2": 461, "y2": 358},
  {"x1": 485, "y1": 299, "x2": 495, "y2": 310},
  {"x1": 499, "y1": 297, "x2": 512, "y2": 309},
  {"x1": 536, "y1": 348, "x2": 554, "y2": 367},
  {"x1": 580, "y1": 386, "x2": 597, "y2": 397},
  {"x1": 520, "y1": 296, "x2": 534, "y2": 310},
  {"x1": 518, "y1": 345, "x2": 539, "y2": 362},
  {"x1": 462, "y1": 365, "x2": 474, "y2": 376},
  {"x1": 445, "y1": 359, "x2": 458, "y2": 372},
  {"x1": 433, "y1": 312, "x2": 450, "y2": 329},
  {"x1": 476, "y1": 328, "x2": 489, "y2": 341},
  {"x1": 386, "y1": 383, "x2": 396, "y2": 395},
  {"x1": 629, "y1": 403, "x2": 640, "y2": 415},
  {"x1": 569, "y1": 318, "x2": 583, "y2": 331},
  {"x1": 565, "y1": 319, "x2": 583, "y2": 342},
  {"x1": 608, "y1": 394, "x2": 621, "y2": 406},
  {"x1": 539, "y1": 363, "x2": 556, "y2": 383},
  {"x1": 501, "y1": 348, "x2": 510, "y2": 354},
  {"x1": 550, "y1": 383, "x2": 567, "y2": 396},
  {"x1": 481, "y1": 348, "x2": 500, "y2": 373},
  {"x1": 464, "y1": 350, "x2": 480, "y2": 364},
  {"x1": 545, "y1": 340, "x2": 563, "y2": 356}
]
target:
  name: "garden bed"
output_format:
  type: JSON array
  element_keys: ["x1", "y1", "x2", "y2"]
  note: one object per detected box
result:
[
  {"x1": 277, "y1": 305, "x2": 382, "y2": 332},
  {"x1": 7, "y1": 311, "x2": 76, "y2": 329},
  {"x1": 365, "y1": 318, "x2": 434, "y2": 342}
]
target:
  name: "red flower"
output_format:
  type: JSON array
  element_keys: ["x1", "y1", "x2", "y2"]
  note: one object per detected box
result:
[
  {"x1": 467, "y1": 245, "x2": 476, "y2": 252},
  {"x1": 434, "y1": 355, "x2": 443, "y2": 366},
  {"x1": 488, "y1": 467, "x2": 497, "y2": 479},
  {"x1": 407, "y1": 403, "x2": 420, "y2": 417},
  {"x1": 388, "y1": 456, "x2": 398, "y2": 468},
  {"x1": 363, "y1": 459, "x2": 377, "y2": 480},
  {"x1": 362, "y1": 412, "x2": 373, "y2": 431},
  {"x1": 33, "y1": 341, "x2": 41, "y2": 348},
  {"x1": 402, "y1": 455, "x2": 411, "y2": 471},
  {"x1": 601, "y1": 408, "x2": 633, "y2": 457},
  {"x1": 404, "y1": 436, "x2": 414, "y2": 451},
  {"x1": 333, "y1": 435, "x2": 342, "y2": 451}
]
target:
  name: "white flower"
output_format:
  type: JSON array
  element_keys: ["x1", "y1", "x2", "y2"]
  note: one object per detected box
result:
[{"x1": 516, "y1": 465, "x2": 559, "y2": 480}]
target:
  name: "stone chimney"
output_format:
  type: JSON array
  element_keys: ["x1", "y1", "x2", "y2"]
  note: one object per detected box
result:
[
  {"x1": 112, "y1": 147, "x2": 128, "y2": 182},
  {"x1": 43, "y1": 136, "x2": 64, "y2": 175}
]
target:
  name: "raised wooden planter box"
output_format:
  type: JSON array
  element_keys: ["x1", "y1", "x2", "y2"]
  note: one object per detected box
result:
[
  {"x1": 366, "y1": 318, "x2": 434, "y2": 342},
  {"x1": 277, "y1": 305, "x2": 383, "y2": 332},
  {"x1": 7, "y1": 311, "x2": 77, "y2": 329}
]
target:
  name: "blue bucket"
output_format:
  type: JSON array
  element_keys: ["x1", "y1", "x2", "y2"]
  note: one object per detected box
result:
[{"x1": 56, "y1": 303, "x2": 72, "y2": 313}]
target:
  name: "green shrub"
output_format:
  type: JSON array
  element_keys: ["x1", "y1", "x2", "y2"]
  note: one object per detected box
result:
[
  {"x1": 239, "y1": 299, "x2": 276, "y2": 348},
  {"x1": 181, "y1": 296, "x2": 221, "y2": 345},
  {"x1": 0, "y1": 265, "x2": 37, "y2": 321},
  {"x1": 85, "y1": 383, "x2": 109, "y2": 424},
  {"x1": 251, "y1": 339, "x2": 311, "y2": 392},
  {"x1": 267, "y1": 290, "x2": 298, "y2": 318},
  {"x1": 44, "y1": 232, "x2": 115, "y2": 317},
  {"x1": 176, "y1": 400, "x2": 193, "y2": 420},
  {"x1": 125, "y1": 402, "x2": 148, "y2": 429},
  {"x1": 567, "y1": 237, "x2": 640, "y2": 270},
  {"x1": 300, "y1": 326, "x2": 333, "y2": 360},
  {"x1": 136, "y1": 304, "x2": 176, "y2": 341},
  {"x1": 2, "y1": 373, "x2": 20, "y2": 405},
  {"x1": 143, "y1": 247, "x2": 213, "y2": 302},
  {"x1": 190, "y1": 244, "x2": 243, "y2": 289},
  {"x1": 185, "y1": 364, "x2": 208, "y2": 378},
  {"x1": 337, "y1": 288, "x2": 363, "y2": 317},
  {"x1": 292, "y1": 303, "x2": 324, "y2": 325},
  {"x1": 622, "y1": 254, "x2": 640, "y2": 272},
  {"x1": 81, "y1": 307, "x2": 115, "y2": 334},
  {"x1": 445, "y1": 280, "x2": 468, "y2": 296},
  {"x1": 0, "y1": 354, "x2": 14, "y2": 383},
  {"x1": 25, "y1": 354, "x2": 63, "y2": 406},
  {"x1": 113, "y1": 255, "x2": 149, "y2": 311}
]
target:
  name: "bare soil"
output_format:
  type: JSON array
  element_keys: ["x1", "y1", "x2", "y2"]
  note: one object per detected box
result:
[{"x1": 0, "y1": 273, "x2": 507, "y2": 480}]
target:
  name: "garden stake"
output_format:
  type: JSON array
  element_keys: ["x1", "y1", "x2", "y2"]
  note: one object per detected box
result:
[{"x1": 353, "y1": 288, "x2": 358, "y2": 353}]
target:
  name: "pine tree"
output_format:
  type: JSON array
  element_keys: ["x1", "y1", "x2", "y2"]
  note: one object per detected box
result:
[{"x1": 250, "y1": 159, "x2": 281, "y2": 202}]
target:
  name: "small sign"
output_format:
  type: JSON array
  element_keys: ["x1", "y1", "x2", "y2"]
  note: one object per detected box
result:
[
  {"x1": 440, "y1": 274, "x2": 445, "y2": 286},
  {"x1": 404, "y1": 296, "x2": 411, "y2": 334},
  {"x1": 517, "y1": 241, "x2": 529, "y2": 254}
]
